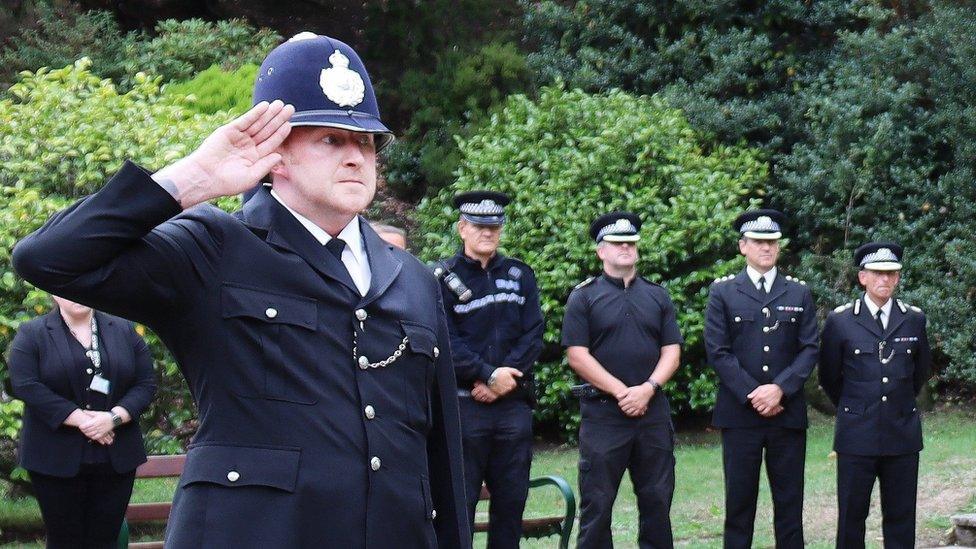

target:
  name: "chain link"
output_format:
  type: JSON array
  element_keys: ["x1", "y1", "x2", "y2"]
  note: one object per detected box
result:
[{"x1": 353, "y1": 330, "x2": 409, "y2": 369}]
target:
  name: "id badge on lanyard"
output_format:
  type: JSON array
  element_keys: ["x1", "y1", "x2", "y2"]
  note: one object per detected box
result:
[{"x1": 85, "y1": 316, "x2": 111, "y2": 395}]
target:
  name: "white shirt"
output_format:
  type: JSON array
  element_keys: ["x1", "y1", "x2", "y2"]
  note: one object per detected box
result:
[
  {"x1": 863, "y1": 295, "x2": 893, "y2": 329},
  {"x1": 271, "y1": 190, "x2": 371, "y2": 296},
  {"x1": 746, "y1": 266, "x2": 777, "y2": 293}
]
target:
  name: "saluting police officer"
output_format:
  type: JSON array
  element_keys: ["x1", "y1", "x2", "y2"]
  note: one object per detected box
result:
[
  {"x1": 562, "y1": 212, "x2": 683, "y2": 549},
  {"x1": 704, "y1": 209, "x2": 818, "y2": 549},
  {"x1": 820, "y1": 243, "x2": 932, "y2": 549},
  {"x1": 435, "y1": 191, "x2": 544, "y2": 548},
  {"x1": 13, "y1": 34, "x2": 469, "y2": 548}
]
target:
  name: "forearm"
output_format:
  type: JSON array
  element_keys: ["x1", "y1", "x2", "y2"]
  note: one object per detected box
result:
[
  {"x1": 566, "y1": 347, "x2": 627, "y2": 395},
  {"x1": 649, "y1": 344, "x2": 681, "y2": 387}
]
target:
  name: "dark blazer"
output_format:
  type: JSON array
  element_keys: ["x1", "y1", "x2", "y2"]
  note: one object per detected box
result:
[
  {"x1": 819, "y1": 297, "x2": 932, "y2": 456},
  {"x1": 12, "y1": 161, "x2": 470, "y2": 549},
  {"x1": 704, "y1": 270, "x2": 819, "y2": 429},
  {"x1": 8, "y1": 310, "x2": 156, "y2": 477}
]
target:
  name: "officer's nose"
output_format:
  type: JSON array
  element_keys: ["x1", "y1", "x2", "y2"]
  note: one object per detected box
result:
[{"x1": 342, "y1": 143, "x2": 366, "y2": 168}]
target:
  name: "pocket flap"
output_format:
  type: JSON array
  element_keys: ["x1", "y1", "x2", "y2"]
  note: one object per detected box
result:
[
  {"x1": 221, "y1": 284, "x2": 316, "y2": 330},
  {"x1": 401, "y1": 321, "x2": 436, "y2": 359},
  {"x1": 180, "y1": 443, "x2": 301, "y2": 492}
]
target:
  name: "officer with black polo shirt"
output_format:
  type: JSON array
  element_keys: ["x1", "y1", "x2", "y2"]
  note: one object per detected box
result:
[
  {"x1": 704, "y1": 209, "x2": 818, "y2": 549},
  {"x1": 562, "y1": 211, "x2": 683, "y2": 549},
  {"x1": 820, "y1": 243, "x2": 932, "y2": 549},
  {"x1": 436, "y1": 191, "x2": 545, "y2": 549}
]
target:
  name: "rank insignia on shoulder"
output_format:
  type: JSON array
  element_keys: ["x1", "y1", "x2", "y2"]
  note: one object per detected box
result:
[
  {"x1": 713, "y1": 274, "x2": 735, "y2": 284},
  {"x1": 833, "y1": 302, "x2": 854, "y2": 314},
  {"x1": 897, "y1": 299, "x2": 922, "y2": 314},
  {"x1": 784, "y1": 274, "x2": 807, "y2": 285},
  {"x1": 575, "y1": 277, "x2": 595, "y2": 290}
]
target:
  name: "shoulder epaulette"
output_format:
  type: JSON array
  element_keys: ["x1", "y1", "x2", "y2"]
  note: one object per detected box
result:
[
  {"x1": 639, "y1": 275, "x2": 662, "y2": 287},
  {"x1": 897, "y1": 299, "x2": 922, "y2": 314},
  {"x1": 833, "y1": 301, "x2": 854, "y2": 314},
  {"x1": 784, "y1": 274, "x2": 807, "y2": 285},
  {"x1": 713, "y1": 274, "x2": 735, "y2": 284},
  {"x1": 574, "y1": 277, "x2": 595, "y2": 290}
]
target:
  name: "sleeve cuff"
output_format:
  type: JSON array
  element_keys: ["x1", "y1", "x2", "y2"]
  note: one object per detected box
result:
[{"x1": 478, "y1": 364, "x2": 496, "y2": 383}]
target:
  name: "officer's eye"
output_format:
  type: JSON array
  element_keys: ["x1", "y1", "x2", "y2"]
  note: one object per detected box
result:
[
  {"x1": 322, "y1": 135, "x2": 338, "y2": 145},
  {"x1": 356, "y1": 134, "x2": 375, "y2": 148}
]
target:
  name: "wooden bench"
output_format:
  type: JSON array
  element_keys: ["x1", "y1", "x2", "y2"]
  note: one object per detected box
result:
[
  {"x1": 119, "y1": 455, "x2": 576, "y2": 549},
  {"x1": 475, "y1": 475, "x2": 576, "y2": 549}
]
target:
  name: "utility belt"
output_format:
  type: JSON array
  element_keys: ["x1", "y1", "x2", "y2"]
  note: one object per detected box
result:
[{"x1": 570, "y1": 383, "x2": 609, "y2": 400}]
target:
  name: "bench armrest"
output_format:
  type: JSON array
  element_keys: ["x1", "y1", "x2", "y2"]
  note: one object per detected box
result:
[{"x1": 528, "y1": 475, "x2": 576, "y2": 549}]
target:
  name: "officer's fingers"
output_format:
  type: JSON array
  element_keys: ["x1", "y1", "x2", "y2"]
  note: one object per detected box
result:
[
  {"x1": 233, "y1": 101, "x2": 271, "y2": 132},
  {"x1": 252, "y1": 103, "x2": 295, "y2": 145},
  {"x1": 242, "y1": 100, "x2": 285, "y2": 137},
  {"x1": 250, "y1": 153, "x2": 283, "y2": 180},
  {"x1": 255, "y1": 119, "x2": 292, "y2": 159}
]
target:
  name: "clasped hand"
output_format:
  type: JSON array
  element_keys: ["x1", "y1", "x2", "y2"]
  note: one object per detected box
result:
[
  {"x1": 471, "y1": 367, "x2": 524, "y2": 403},
  {"x1": 615, "y1": 383, "x2": 655, "y2": 417},
  {"x1": 65, "y1": 409, "x2": 115, "y2": 445},
  {"x1": 747, "y1": 384, "x2": 784, "y2": 417}
]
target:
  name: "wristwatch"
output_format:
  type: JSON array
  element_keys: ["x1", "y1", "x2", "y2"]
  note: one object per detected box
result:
[
  {"x1": 487, "y1": 370, "x2": 499, "y2": 388},
  {"x1": 647, "y1": 379, "x2": 662, "y2": 393},
  {"x1": 110, "y1": 411, "x2": 123, "y2": 428}
]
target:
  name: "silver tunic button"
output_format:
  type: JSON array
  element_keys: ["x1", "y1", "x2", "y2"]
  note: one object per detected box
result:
[
  {"x1": 844, "y1": 407, "x2": 850, "y2": 412},
  {"x1": 431, "y1": 509, "x2": 437, "y2": 519},
  {"x1": 762, "y1": 365, "x2": 769, "y2": 372},
  {"x1": 882, "y1": 377, "x2": 889, "y2": 383},
  {"x1": 763, "y1": 346, "x2": 770, "y2": 352},
  {"x1": 86, "y1": 368, "x2": 93, "y2": 374},
  {"x1": 762, "y1": 308, "x2": 770, "y2": 315},
  {"x1": 355, "y1": 309, "x2": 368, "y2": 321},
  {"x1": 364, "y1": 405, "x2": 375, "y2": 419},
  {"x1": 762, "y1": 326, "x2": 769, "y2": 333},
  {"x1": 734, "y1": 316, "x2": 741, "y2": 322},
  {"x1": 227, "y1": 471, "x2": 240, "y2": 482},
  {"x1": 881, "y1": 396, "x2": 888, "y2": 402},
  {"x1": 265, "y1": 307, "x2": 278, "y2": 319},
  {"x1": 854, "y1": 349, "x2": 861, "y2": 355},
  {"x1": 791, "y1": 317, "x2": 796, "y2": 323},
  {"x1": 370, "y1": 457, "x2": 381, "y2": 471},
  {"x1": 433, "y1": 346, "x2": 440, "y2": 358},
  {"x1": 906, "y1": 349, "x2": 912, "y2": 354},
  {"x1": 358, "y1": 356, "x2": 369, "y2": 368}
]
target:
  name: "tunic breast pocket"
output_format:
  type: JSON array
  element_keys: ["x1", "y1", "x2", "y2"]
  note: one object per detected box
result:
[
  {"x1": 399, "y1": 320, "x2": 437, "y2": 428},
  {"x1": 221, "y1": 284, "x2": 319, "y2": 405}
]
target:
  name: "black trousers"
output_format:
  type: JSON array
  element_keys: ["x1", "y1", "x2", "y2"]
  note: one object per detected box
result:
[
  {"x1": 836, "y1": 452, "x2": 919, "y2": 549},
  {"x1": 721, "y1": 426, "x2": 805, "y2": 549},
  {"x1": 30, "y1": 462, "x2": 136, "y2": 549},
  {"x1": 577, "y1": 414, "x2": 675, "y2": 549},
  {"x1": 459, "y1": 397, "x2": 533, "y2": 549}
]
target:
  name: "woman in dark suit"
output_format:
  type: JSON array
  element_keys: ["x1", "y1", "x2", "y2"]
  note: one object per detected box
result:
[{"x1": 8, "y1": 295, "x2": 156, "y2": 549}]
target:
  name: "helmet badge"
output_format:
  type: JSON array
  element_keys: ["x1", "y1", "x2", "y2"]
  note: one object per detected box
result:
[{"x1": 320, "y1": 49, "x2": 365, "y2": 108}]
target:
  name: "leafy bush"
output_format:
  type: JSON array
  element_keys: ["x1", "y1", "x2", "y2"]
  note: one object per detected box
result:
[
  {"x1": 414, "y1": 86, "x2": 766, "y2": 436},
  {"x1": 0, "y1": 59, "x2": 239, "y2": 467},
  {"x1": 164, "y1": 64, "x2": 258, "y2": 116}
]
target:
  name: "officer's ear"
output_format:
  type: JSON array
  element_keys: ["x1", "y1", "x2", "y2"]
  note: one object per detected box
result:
[
  {"x1": 737, "y1": 238, "x2": 748, "y2": 256},
  {"x1": 456, "y1": 219, "x2": 466, "y2": 236}
]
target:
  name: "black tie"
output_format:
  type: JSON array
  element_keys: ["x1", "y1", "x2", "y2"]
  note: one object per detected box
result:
[
  {"x1": 875, "y1": 309, "x2": 885, "y2": 333},
  {"x1": 325, "y1": 238, "x2": 346, "y2": 261},
  {"x1": 758, "y1": 276, "x2": 767, "y2": 293}
]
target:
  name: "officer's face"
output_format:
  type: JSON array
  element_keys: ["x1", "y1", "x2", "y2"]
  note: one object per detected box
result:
[
  {"x1": 858, "y1": 269, "x2": 901, "y2": 302},
  {"x1": 458, "y1": 220, "x2": 502, "y2": 257},
  {"x1": 597, "y1": 241, "x2": 639, "y2": 268},
  {"x1": 52, "y1": 295, "x2": 92, "y2": 318},
  {"x1": 738, "y1": 237, "x2": 779, "y2": 271},
  {"x1": 272, "y1": 126, "x2": 377, "y2": 217}
]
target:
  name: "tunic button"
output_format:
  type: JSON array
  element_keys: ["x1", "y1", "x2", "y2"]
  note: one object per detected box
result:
[
  {"x1": 265, "y1": 307, "x2": 278, "y2": 319},
  {"x1": 791, "y1": 317, "x2": 796, "y2": 323},
  {"x1": 854, "y1": 349, "x2": 861, "y2": 355},
  {"x1": 762, "y1": 308, "x2": 770, "y2": 315},
  {"x1": 370, "y1": 457, "x2": 381, "y2": 471},
  {"x1": 907, "y1": 349, "x2": 912, "y2": 354},
  {"x1": 734, "y1": 316, "x2": 741, "y2": 322},
  {"x1": 433, "y1": 346, "x2": 440, "y2": 358},
  {"x1": 881, "y1": 396, "x2": 888, "y2": 402},
  {"x1": 762, "y1": 365, "x2": 769, "y2": 372},
  {"x1": 364, "y1": 405, "x2": 375, "y2": 419},
  {"x1": 882, "y1": 377, "x2": 889, "y2": 383},
  {"x1": 227, "y1": 471, "x2": 240, "y2": 482},
  {"x1": 358, "y1": 356, "x2": 369, "y2": 369},
  {"x1": 843, "y1": 407, "x2": 850, "y2": 412},
  {"x1": 431, "y1": 509, "x2": 437, "y2": 519},
  {"x1": 85, "y1": 404, "x2": 92, "y2": 409},
  {"x1": 355, "y1": 309, "x2": 368, "y2": 321},
  {"x1": 86, "y1": 368, "x2": 93, "y2": 374},
  {"x1": 763, "y1": 346, "x2": 770, "y2": 352},
  {"x1": 762, "y1": 327, "x2": 770, "y2": 333}
]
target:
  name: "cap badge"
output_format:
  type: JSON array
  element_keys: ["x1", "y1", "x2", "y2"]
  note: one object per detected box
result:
[{"x1": 320, "y1": 49, "x2": 365, "y2": 107}]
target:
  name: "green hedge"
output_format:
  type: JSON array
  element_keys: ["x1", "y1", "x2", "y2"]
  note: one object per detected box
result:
[{"x1": 415, "y1": 86, "x2": 766, "y2": 436}]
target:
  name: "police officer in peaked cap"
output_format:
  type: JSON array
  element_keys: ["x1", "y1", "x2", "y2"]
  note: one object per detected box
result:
[
  {"x1": 562, "y1": 212, "x2": 684, "y2": 548},
  {"x1": 820, "y1": 243, "x2": 932, "y2": 549},
  {"x1": 704, "y1": 209, "x2": 818, "y2": 549},
  {"x1": 13, "y1": 33, "x2": 469, "y2": 548},
  {"x1": 434, "y1": 190, "x2": 544, "y2": 548}
]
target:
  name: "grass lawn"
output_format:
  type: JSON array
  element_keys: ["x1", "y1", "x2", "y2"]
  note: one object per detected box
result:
[{"x1": 2, "y1": 405, "x2": 973, "y2": 548}]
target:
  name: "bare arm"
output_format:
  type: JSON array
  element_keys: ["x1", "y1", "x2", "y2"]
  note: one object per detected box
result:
[{"x1": 566, "y1": 346, "x2": 628, "y2": 396}]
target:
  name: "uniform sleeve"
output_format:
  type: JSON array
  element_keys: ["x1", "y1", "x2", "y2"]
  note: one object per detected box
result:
[
  {"x1": 427, "y1": 286, "x2": 472, "y2": 549},
  {"x1": 657, "y1": 289, "x2": 684, "y2": 346},
  {"x1": 818, "y1": 313, "x2": 844, "y2": 406},
  {"x1": 704, "y1": 284, "x2": 760, "y2": 403},
  {"x1": 440, "y1": 283, "x2": 496, "y2": 383},
  {"x1": 12, "y1": 161, "x2": 221, "y2": 327},
  {"x1": 8, "y1": 325, "x2": 79, "y2": 430},
  {"x1": 113, "y1": 323, "x2": 158, "y2": 419},
  {"x1": 772, "y1": 287, "x2": 818, "y2": 397},
  {"x1": 913, "y1": 314, "x2": 933, "y2": 395},
  {"x1": 560, "y1": 288, "x2": 590, "y2": 348},
  {"x1": 501, "y1": 267, "x2": 544, "y2": 373}
]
